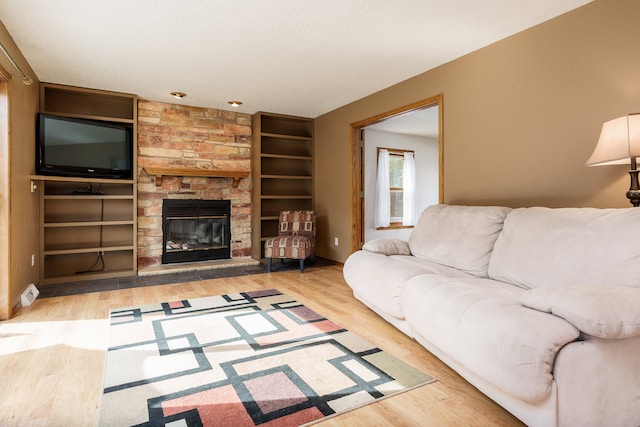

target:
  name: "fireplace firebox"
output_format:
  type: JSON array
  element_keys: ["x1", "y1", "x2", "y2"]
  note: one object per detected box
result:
[{"x1": 162, "y1": 199, "x2": 231, "y2": 264}]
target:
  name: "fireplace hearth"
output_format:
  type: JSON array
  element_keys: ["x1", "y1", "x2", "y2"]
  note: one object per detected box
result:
[{"x1": 162, "y1": 199, "x2": 231, "y2": 264}]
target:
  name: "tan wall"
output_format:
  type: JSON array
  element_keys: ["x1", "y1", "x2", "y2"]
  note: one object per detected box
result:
[
  {"x1": 0, "y1": 21, "x2": 39, "y2": 318},
  {"x1": 314, "y1": 0, "x2": 640, "y2": 263}
]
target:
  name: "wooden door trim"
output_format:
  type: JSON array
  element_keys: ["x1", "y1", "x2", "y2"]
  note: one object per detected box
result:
[
  {"x1": 0, "y1": 68, "x2": 9, "y2": 320},
  {"x1": 349, "y1": 95, "x2": 444, "y2": 254}
]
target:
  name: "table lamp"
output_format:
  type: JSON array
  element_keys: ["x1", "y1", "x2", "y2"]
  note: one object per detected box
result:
[{"x1": 586, "y1": 113, "x2": 640, "y2": 206}]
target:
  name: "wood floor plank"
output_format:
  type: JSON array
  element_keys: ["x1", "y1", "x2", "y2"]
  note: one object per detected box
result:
[{"x1": 0, "y1": 265, "x2": 524, "y2": 426}]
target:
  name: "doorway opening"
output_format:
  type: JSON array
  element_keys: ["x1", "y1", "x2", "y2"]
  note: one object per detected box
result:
[{"x1": 349, "y1": 95, "x2": 444, "y2": 253}]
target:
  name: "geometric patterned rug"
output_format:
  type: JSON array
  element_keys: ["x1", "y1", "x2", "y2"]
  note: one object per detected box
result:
[{"x1": 99, "y1": 289, "x2": 435, "y2": 426}]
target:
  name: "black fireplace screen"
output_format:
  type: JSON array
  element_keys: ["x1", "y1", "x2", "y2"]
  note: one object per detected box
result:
[{"x1": 162, "y1": 199, "x2": 231, "y2": 264}]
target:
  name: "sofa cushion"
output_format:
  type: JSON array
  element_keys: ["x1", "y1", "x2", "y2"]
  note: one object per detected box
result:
[
  {"x1": 488, "y1": 207, "x2": 640, "y2": 289},
  {"x1": 520, "y1": 286, "x2": 640, "y2": 339},
  {"x1": 343, "y1": 251, "x2": 434, "y2": 319},
  {"x1": 408, "y1": 204, "x2": 512, "y2": 277},
  {"x1": 402, "y1": 275, "x2": 580, "y2": 403},
  {"x1": 389, "y1": 255, "x2": 479, "y2": 279},
  {"x1": 362, "y1": 238, "x2": 411, "y2": 256},
  {"x1": 343, "y1": 250, "x2": 476, "y2": 320}
]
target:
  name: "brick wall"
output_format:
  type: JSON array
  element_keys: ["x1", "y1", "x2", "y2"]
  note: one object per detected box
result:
[{"x1": 136, "y1": 100, "x2": 252, "y2": 268}]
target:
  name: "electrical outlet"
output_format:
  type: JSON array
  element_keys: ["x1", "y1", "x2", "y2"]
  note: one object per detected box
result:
[{"x1": 334, "y1": 237, "x2": 339, "y2": 246}]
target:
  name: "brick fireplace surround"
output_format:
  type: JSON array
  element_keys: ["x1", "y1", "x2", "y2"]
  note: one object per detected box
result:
[{"x1": 136, "y1": 100, "x2": 252, "y2": 270}]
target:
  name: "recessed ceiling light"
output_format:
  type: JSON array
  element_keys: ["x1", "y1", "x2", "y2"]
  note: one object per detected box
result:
[
  {"x1": 228, "y1": 101, "x2": 243, "y2": 108},
  {"x1": 171, "y1": 91, "x2": 187, "y2": 99}
]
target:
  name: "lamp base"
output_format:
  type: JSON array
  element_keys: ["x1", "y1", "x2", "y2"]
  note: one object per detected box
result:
[{"x1": 627, "y1": 169, "x2": 640, "y2": 207}]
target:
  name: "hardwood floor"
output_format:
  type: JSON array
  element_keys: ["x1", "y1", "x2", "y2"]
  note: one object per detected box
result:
[{"x1": 0, "y1": 265, "x2": 524, "y2": 426}]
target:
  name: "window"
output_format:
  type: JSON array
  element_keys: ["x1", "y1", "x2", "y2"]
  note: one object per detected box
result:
[
  {"x1": 388, "y1": 152, "x2": 405, "y2": 223},
  {"x1": 375, "y1": 147, "x2": 416, "y2": 229}
]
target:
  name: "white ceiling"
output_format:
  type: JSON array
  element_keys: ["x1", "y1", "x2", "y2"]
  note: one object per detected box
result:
[
  {"x1": 366, "y1": 106, "x2": 440, "y2": 138},
  {"x1": 0, "y1": 0, "x2": 591, "y2": 118}
]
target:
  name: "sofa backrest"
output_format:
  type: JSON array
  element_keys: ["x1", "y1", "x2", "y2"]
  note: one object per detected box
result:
[
  {"x1": 408, "y1": 204, "x2": 512, "y2": 277},
  {"x1": 488, "y1": 207, "x2": 640, "y2": 289}
]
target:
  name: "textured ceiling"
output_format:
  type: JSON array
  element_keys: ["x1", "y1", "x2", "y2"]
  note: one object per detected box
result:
[
  {"x1": 0, "y1": 0, "x2": 591, "y2": 118},
  {"x1": 367, "y1": 105, "x2": 440, "y2": 138}
]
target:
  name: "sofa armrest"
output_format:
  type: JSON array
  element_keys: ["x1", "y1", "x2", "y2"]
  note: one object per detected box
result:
[
  {"x1": 520, "y1": 286, "x2": 640, "y2": 339},
  {"x1": 362, "y1": 238, "x2": 411, "y2": 256}
]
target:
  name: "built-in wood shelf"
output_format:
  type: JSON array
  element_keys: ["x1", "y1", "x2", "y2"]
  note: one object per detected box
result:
[
  {"x1": 143, "y1": 167, "x2": 250, "y2": 188},
  {"x1": 36, "y1": 83, "x2": 138, "y2": 285},
  {"x1": 251, "y1": 112, "x2": 314, "y2": 259}
]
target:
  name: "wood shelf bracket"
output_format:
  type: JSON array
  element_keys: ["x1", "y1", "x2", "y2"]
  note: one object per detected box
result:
[{"x1": 143, "y1": 167, "x2": 250, "y2": 188}]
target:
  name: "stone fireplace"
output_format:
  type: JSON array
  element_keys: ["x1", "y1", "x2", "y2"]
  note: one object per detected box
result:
[{"x1": 136, "y1": 100, "x2": 252, "y2": 269}]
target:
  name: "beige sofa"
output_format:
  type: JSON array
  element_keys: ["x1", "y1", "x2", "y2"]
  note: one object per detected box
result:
[{"x1": 343, "y1": 204, "x2": 640, "y2": 426}]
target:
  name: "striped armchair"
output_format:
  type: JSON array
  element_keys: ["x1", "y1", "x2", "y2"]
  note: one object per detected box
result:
[{"x1": 264, "y1": 210, "x2": 316, "y2": 272}]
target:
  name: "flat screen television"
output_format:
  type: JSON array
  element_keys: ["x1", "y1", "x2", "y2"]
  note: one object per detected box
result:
[{"x1": 36, "y1": 113, "x2": 133, "y2": 179}]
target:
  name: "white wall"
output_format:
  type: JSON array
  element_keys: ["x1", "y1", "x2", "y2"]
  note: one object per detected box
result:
[{"x1": 363, "y1": 129, "x2": 439, "y2": 242}]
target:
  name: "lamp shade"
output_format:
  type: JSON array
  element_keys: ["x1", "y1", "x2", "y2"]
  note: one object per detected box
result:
[{"x1": 586, "y1": 114, "x2": 640, "y2": 166}]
